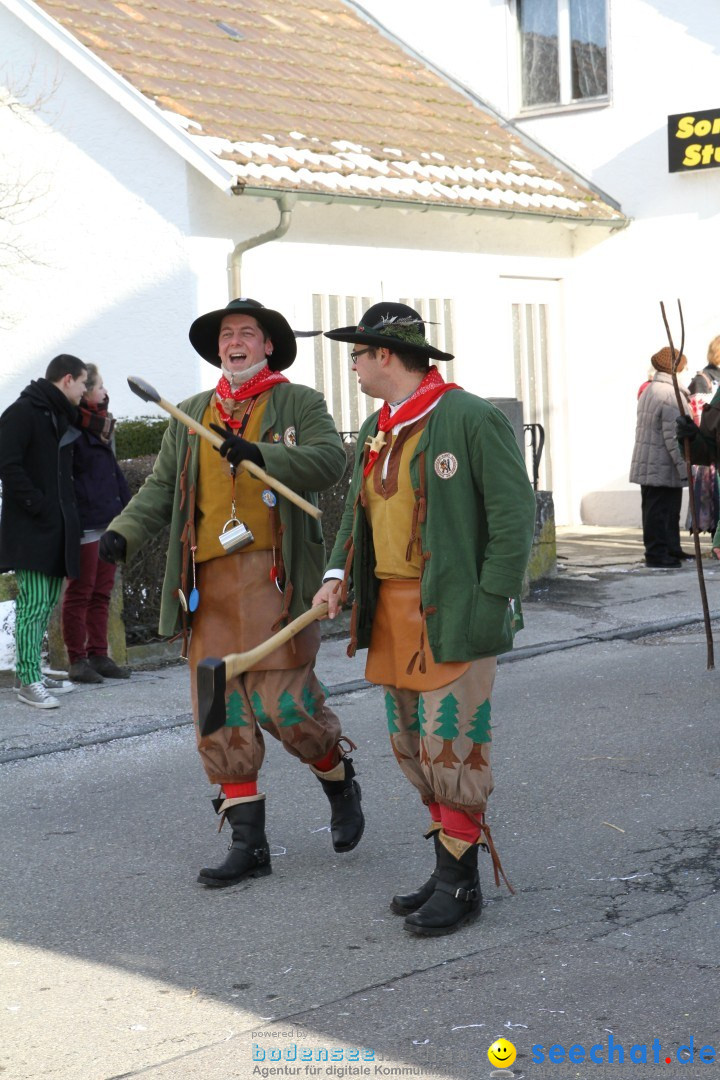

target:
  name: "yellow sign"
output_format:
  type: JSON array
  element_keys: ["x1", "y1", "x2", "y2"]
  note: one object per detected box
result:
[{"x1": 668, "y1": 109, "x2": 720, "y2": 171}]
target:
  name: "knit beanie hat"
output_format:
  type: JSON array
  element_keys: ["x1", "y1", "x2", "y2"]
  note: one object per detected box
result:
[{"x1": 651, "y1": 347, "x2": 686, "y2": 373}]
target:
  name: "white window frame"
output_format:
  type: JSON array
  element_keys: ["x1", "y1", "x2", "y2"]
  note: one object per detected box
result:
[{"x1": 509, "y1": 0, "x2": 611, "y2": 117}]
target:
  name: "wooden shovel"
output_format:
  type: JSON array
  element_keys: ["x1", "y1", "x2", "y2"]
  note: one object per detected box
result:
[
  {"x1": 127, "y1": 376, "x2": 322, "y2": 521},
  {"x1": 196, "y1": 603, "x2": 329, "y2": 736}
]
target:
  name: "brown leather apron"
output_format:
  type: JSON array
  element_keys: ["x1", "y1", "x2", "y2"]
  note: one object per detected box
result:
[{"x1": 365, "y1": 579, "x2": 469, "y2": 691}]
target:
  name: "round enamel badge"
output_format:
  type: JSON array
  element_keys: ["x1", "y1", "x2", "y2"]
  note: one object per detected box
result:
[
  {"x1": 434, "y1": 452, "x2": 458, "y2": 479},
  {"x1": 284, "y1": 426, "x2": 297, "y2": 446}
]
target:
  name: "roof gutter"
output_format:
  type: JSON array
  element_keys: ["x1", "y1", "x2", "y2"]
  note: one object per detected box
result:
[
  {"x1": 232, "y1": 185, "x2": 628, "y2": 231},
  {"x1": 228, "y1": 194, "x2": 296, "y2": 297}
]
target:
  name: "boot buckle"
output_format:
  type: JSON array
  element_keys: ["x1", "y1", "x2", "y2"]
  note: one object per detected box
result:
[{"x1": 454, "y1": 886, "x2": 479, "y2": 903}]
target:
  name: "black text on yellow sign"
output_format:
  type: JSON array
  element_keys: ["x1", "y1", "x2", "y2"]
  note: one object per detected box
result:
[{"x1": 668, "y1": 109, "x2": 720, "y2": 172}]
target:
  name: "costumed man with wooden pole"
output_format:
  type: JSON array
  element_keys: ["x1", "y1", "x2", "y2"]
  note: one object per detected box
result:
[
  {"x1": 312, "y1": 303, "x2": 536, "y2": 936},
  {"x1": 100, "y1": 298, "x2": 364, "y2": 887}
]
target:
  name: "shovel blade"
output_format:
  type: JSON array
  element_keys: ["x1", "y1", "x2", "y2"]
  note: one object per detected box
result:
[
  {"x1": 197, "y1": 657, "x2": 226, "y2": 737},
  {"x1": 127, "y1": 375, "x2": 161, "y2": 404}
]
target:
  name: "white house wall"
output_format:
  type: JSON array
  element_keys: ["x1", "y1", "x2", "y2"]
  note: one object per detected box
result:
[
  {"x1": 358, "y1": 0, "x2": 720, "y2": 525},
  {"x1": 2, "y1": 2, "x2": 623, "y2": 529},
  {"x1": 1, "y1": 6, "x2": 209, "y2": 418}
]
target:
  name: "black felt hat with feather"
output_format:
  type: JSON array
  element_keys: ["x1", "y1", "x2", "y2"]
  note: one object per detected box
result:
[{"x1": 324, "y1": 302, "x2": 454, "y2": 361}]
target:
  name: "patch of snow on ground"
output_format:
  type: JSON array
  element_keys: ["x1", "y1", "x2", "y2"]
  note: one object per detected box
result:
[{"x1": 0, "y1": 600, "x2": 15, "y2": 668}]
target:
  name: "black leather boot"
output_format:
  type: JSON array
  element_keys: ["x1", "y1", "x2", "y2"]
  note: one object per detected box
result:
[
  {"x1": 197, "y1": 799, "x2": 272, "y2": 888},
  {"x1": 390, "y1": 831, "x2": 442, "y2": 915},
  {"x1": 403, "y1": 842, "x2": 481, "y2": 936},
  {"x1": 316, "y1": 757, "x2": 365, "y2": 852}
]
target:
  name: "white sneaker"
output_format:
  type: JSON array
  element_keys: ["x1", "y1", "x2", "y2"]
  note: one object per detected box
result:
[
  {"x1": 14, "y1": 676, "x2": 74, "y2": 695},
  {"x1": 41, "y1": 676, "x2": 75, "y2": 695},
  {"x1": 17, "y1": 682, "x2": 60, "y2": 709}
]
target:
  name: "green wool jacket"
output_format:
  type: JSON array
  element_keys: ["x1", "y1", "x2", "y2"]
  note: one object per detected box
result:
[
  {"x1": 326, "y1": 390, "x2": 537, "y2": 662},
  {"x1": 109, "y1": 384, "x2": 346, "y2": 637}
]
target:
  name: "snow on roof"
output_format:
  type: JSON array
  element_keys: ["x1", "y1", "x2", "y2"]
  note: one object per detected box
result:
[{"x1": 32, "y1": 0, "x2": 624, "y2": 222}]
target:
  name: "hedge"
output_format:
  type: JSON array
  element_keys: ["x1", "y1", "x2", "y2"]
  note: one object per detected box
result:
[{"x1": 114, "y1": 416, "x2": 169, "y2": 459}]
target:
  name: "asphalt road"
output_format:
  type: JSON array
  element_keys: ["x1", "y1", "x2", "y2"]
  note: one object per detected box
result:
[{"x1": 0, "y1": 626, "x2": 718, "y2": 1080}]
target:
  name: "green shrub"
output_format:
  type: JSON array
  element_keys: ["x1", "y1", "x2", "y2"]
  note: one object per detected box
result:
[{"x1": 114, "y1": 416, "x2": 169, "y2": 459}]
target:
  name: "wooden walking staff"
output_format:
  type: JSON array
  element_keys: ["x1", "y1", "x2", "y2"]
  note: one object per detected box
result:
[
  {"x1": 660, "y1": 299, "x2": 715, "y2": 669},
  {"x1": 126, "y1": 376, "x2": 322, "y2": 521},
  {"x1": 196, "y1": 603, "x2": 329, "y2": 736}
]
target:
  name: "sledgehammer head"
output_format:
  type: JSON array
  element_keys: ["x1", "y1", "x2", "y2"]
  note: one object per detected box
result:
[
  {"x1": 127, "y1": 376, "x2": 161, "y2": 405},
  {"x1": 196, "y1": 657, "x2": 226, "y2": 737}
]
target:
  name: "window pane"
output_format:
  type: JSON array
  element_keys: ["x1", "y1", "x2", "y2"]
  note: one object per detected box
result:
[
  {"x1": 570, "y1": 0, "x2": 608, "y2": 100},
  {"x1": 519, "y1": 0, "x2": 559, "y2": 107}
]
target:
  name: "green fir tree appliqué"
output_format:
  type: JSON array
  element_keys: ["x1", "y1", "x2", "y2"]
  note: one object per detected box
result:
[
  {"x1": 385, "y1": 691, "x2": 399, "y2": 735},
  {"x1": 250, "y1": 691, "x2": 272, "y2": 727},
  {"x1": 278, "y1": 690, "x2": 304, "y2": 728},
  {"x1": 464, "y1": 698, "x2": 491, "y2": 771},
  {"x1": 468, "y1": 698, "x2": 492, "y2": 743},
  {"x1": 302, "y1": 685, "x2": 318, "y2": 719},
  {"x1": 417, "y1": 695, "x2": 427, "y2": 737},
  {"x1": 225, "y1": 691, "x2": 249, "y2": 727},
  {"x1": 432, "y1": 692, "x2": 461, "y2": 769}
]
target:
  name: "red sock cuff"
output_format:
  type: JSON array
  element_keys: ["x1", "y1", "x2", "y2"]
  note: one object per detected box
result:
[
  {"x1": 222, "y1": 781, "x2": 258, "y2": 799},
  {"x1": 310, "y1": 746, "x2": 341, "y2": 772},
  {"x1": 440, "y1": 806, "x2": 483, "y2": 844}
]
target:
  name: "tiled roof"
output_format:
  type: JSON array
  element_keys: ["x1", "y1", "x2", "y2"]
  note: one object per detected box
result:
[{"x1": 34, "y1": 0, "x2": 625, "y2": 223}]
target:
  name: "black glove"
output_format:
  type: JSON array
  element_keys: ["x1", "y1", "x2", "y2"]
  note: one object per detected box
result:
[
  {"x1": 99, "y1": 530, "x2": 127, "y2": 564},
  {"x1": 209, "y1": 423, "x2": 265, "y2": 468},
  {"x1": 675, "y1": 414, "x2": 698, "y2": 442}
]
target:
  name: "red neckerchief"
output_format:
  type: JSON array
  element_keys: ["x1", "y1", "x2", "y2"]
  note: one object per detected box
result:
[
  {"x1": 216, "y1": 366, "x2": 289, "y2": 429},
  {"x1": 363, "y1": 367, "x2": 461, "y2": 476}
]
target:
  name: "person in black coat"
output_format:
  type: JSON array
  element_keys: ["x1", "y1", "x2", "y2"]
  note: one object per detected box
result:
[
  {"x1": 0, "y1": 354, "x2": 87, "y2": 708},
  {"x1": 61, "y1": 365, "x2": 131, "y2": 683}
]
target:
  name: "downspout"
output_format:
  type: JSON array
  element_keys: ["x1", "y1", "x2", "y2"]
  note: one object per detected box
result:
[{"x1": 228, "y1": 194, "x2": 296, "y2": 298}]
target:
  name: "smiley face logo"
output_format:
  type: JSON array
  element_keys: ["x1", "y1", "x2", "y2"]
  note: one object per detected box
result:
[{"x1": 487, "y1": 1038, "x2": 517, "y2": 1068}]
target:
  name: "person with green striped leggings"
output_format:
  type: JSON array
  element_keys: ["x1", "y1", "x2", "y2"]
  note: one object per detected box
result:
[{"x1": 0, "y1": 355, "x2": 88, "y2": 708}]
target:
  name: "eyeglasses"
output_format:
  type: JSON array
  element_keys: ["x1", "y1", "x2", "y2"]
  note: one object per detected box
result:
[{"x1": 350, "y1": 348, "x2": 372, "y2": 363}]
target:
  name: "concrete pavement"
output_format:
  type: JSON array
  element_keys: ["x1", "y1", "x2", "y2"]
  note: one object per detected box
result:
[
  {"x1": 2, "y1": 527, "x2": 720, "y2": 763},
  {"x1": 1, "y1": 526, "x2": 719, "y2": 1080}
]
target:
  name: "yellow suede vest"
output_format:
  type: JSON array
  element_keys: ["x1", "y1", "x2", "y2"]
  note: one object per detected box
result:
[
  {"x1": 195, "y1": 395, "x2": 275, "y2": 562},
  {"x1": 364, "y1": 426, "x2": 424, "y2": 578}
]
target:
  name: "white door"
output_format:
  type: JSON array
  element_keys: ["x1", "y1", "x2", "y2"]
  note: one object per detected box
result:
[{"x1": 499, "y1": 277, "x2": 569, "y2": 520}]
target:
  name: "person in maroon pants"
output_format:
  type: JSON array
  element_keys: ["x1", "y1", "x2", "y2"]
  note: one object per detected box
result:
[{"x1": 62, "y1": 364, "x2": 131, "y2": 682}]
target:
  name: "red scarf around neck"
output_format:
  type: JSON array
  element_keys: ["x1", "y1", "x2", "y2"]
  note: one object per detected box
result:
[
  {"x1": 78, "y1": 400, "x2": 115, "y2": 444},
  {"x1": 216, "y1": 365, "x2": 289, "y2": 428},
  {"x1": 363, "y1": 367, "x2": 461, "y2": 476}
]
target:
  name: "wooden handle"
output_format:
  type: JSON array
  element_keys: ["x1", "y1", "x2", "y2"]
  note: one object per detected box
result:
[
  {"x1": 225, "y1": 603, "x2": 329, "y2": 678},
  {"x1": 155, "y1": 395, "x2": 322, "y2": 521}
]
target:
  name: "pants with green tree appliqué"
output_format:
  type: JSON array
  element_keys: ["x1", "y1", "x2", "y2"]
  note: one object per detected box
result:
[
  {"x1": 190, "y1": 662, "x2": 341, "y2": 785},
  {"x1": 384, "y1": 657, "x2": 497, "y2": 814}
]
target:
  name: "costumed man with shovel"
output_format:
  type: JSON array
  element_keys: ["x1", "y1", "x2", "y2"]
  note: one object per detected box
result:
[
  {"x1": 312, "y1": 304, "x2": 536, "y2": 936},
  {"x1": 100, "y1": 298, "x2": 364, "y2": 887}
]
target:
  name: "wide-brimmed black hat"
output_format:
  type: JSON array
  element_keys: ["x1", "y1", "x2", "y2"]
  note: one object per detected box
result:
[
  {"x1": 189, "y1": 298, "x2": 297, "y2": 371},
  {"x1": 324, "y1": 302, "x2": 454, "y2": 362}
]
